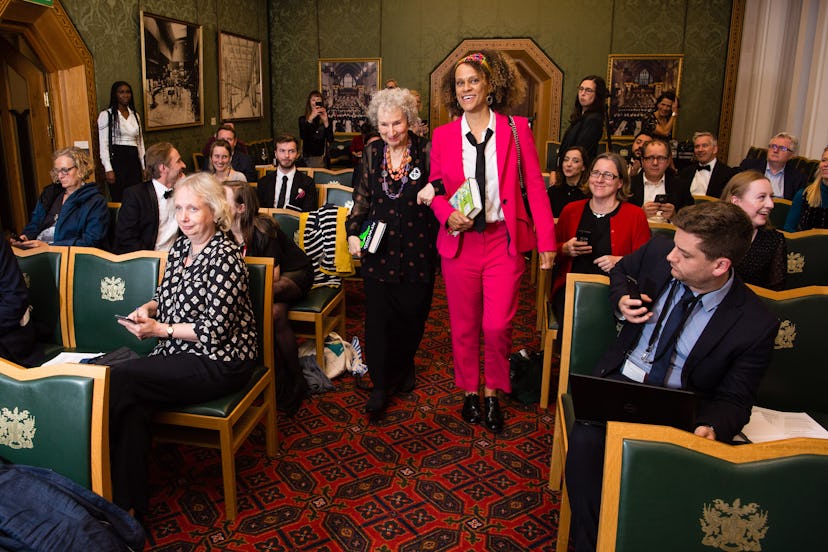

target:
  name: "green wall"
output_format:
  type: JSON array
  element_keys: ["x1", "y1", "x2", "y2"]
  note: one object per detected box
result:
[{"x1": 62, "y1": 0, "x2": 271, "y2": 170}]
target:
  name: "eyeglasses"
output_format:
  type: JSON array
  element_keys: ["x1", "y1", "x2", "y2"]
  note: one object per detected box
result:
[
  {"x1": 642, "y1": 155, "x2": 669, "y2": 163},
  {"x1": 51, "y1": 166, "x2": 76, "y2": 176},
  {"x1": 578, "y1": 86, "x2": 595, "y2": 94},
  {"x1": 768, "y1": 144, "x2": 793, "y2": 153},
  {"x1": 590, "y1": 170, "x2": 618, "y2": 181}
]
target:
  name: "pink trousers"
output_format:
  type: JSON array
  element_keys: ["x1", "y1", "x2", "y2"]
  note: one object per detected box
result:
[{"x1": 441, "y1": 222, "x2": 525, "y2": 393}]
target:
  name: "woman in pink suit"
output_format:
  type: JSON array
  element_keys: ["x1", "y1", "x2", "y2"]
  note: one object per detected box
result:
[{"x1": 420, "y1": 50, "x2": 556, "y2": 433}]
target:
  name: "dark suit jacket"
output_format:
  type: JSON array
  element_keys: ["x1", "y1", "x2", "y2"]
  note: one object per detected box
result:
[
  {"x1": 738, "y1": 158, "x2": 807, "y2": 200},
  {"x1": 629, "y1": 171, "x2": 694, "y2": 214},
  {"x1": 257, "y1": 170, "x2": 318, "y2": 212},
  {"x1": 599, "y1": 236, "x2": 779, "y2": 441},
  {"x1": 114, "y1": 181, "x2": 160, "y2": 254},
  {"x1": 678, "y1": 160, "x2": 736, "y2": 199}
]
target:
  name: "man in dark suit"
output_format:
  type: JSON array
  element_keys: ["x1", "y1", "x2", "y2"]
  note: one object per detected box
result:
[
  {"x1": 678, "y1": 131, "x2": 736, "y2": 198},
  {"x1": 629, "y1": 138, "x2": 694, "y2": 222},
  {"x1": 739, "y1": 132, "x2": 807, "y2": 199},
  {"x1": 113, "y1": 142, "x2": 185, "y2": 254},
  {"x1": 565, "y1": 201, "x2": 779, "y2": 552},
  {"x1": 257, "y1": 134, "x2": 318, "y2": 212}
]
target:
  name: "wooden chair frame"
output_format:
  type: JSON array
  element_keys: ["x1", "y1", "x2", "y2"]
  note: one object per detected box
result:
[
  {"x1": 0, "y1": 359, "x2": 111, "y2": 499},
  {"x1": 317, "y1": 182, "x2": 354, "y2": 208},
  {"x1": 13, "y1": 244, "x2": 71, "y2": 349}
]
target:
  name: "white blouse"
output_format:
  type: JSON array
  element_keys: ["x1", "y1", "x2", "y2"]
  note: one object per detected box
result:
[{"x1": 97, "y1": 107, "x2": 145, "y2": 172}]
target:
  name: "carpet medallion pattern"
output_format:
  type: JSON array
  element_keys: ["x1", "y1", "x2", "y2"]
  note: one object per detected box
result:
[{"x1": 146, "y1": 274, "x2": 563, "y2": 551}]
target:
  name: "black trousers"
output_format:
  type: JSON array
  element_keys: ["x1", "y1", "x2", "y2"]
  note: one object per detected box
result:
[
  {"x1": 565, "y1": 421, "x2": 607, "y2": 552},
  {"x1": 363, "y1": 278, "x2": 434, "y2": 392},
  {"x1": 109, "y1": 144, "x2": 142, "y2": 202},
  {"x1": 108, "y1": 353, "x2": 252, "y2": 512}
]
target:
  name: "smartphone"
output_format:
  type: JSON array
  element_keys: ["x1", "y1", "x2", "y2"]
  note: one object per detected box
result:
[
  {"x1": 654, "y1": 194, "x2": 668, "y2": 204},
  {"x1": 8, "y1": 232, "x2": 21, "y2": 241},
  {"x1": 576, "y1": 229, "x2": 592, "y2": 244},
  {"x1": 625, "y1": 276, "x2": 649, "y2": 311},
  {"x1": 114, "y1": 314, "x2": 137, "y2": 325}
]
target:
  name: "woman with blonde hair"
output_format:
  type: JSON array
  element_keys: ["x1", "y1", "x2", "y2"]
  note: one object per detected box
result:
[{"x1": 784, "y1": 145, "x2": 828, "y2": 231}]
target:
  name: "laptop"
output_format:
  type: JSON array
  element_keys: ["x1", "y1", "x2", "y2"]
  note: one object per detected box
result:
[{"x1": 569, "y1": 373, "x2": 699, "y2": 432}]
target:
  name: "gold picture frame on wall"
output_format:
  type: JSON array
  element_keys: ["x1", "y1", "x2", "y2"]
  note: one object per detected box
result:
[
  {"x1": 139, "y1": 11, "x2": 203, "y2": 130},
  {"x1": 318, "y1": 58, "x2": 381, "y2": 135},
  {"x1": 219, "y1": 31, "x2": 262, "y2": 121},
  {"x1": 607, "y1": 54, "x2": 683, "y2": 138}
]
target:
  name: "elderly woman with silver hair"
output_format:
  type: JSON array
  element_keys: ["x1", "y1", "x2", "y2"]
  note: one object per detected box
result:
[{"x1": 346, "y1": 87, "x2": 439, "y2": 420}]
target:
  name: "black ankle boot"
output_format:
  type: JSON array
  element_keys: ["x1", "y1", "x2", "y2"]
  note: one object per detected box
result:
[
  {"x1": 483, "y1": 396, "x2": 503, "y2": 433},
  {"x1": 461, "y1": 393, "x2": 482, "y2": 424},
  {"x1": 365, "y1": 388, "x2": 388, "y2": 417}
]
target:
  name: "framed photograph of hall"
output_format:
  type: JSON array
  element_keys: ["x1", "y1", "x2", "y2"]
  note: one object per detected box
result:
[
  {"x1": 218, "y1": 31, "x2": 263, "y2": 121},
  {"x1": 139, "y1": 11, "x2": 203, "y2": 130},
  {"x1": 318, "y1": 58, "x2": 381, "y2": 134},
  {"x1": 607, "y1": 54, "x2": 683, "y2": 138}
]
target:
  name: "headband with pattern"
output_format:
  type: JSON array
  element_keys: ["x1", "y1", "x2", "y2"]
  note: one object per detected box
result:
[{"x1": 456, "y1": 53, "x2": 490, "y2": 72}]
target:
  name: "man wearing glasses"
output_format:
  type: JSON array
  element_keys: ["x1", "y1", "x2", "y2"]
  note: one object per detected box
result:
[
  {"x1": 629, "y1": 138, "x2": 694, "y2": 222},
  {"x1": 739, "y1": 132, "x2": 807, "y2": 199}
]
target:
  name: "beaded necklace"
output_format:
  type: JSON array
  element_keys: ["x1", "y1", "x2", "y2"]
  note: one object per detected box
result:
[{"x1": 381, "y1": 143, "x2": 412, "y2": 199}]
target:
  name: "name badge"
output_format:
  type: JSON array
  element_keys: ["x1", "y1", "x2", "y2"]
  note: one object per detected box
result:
[{"x1": 621, "y1": 358, "x2": 647, "y2": 383}]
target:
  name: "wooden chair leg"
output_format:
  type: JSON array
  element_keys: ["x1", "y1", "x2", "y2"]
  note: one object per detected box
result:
[
  {"x1": 315, "y1": 316, "x2": 326, "y2": 371},
  {"x1": 220, "y1": 429, "x2": 238, "y2": 520},
  {"x1": 539, "y1": 328, "x2": 557, "y2": 409},
  {"x1": 556, "y1": 480, "x2": 572, "y2": 552},
  {"x1": 549, "y1": 416, "x2": 565, "y2": 490}
]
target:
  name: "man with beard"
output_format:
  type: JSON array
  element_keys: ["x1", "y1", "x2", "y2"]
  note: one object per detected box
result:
[{"x1": 257, "y1": 134, "x2": 318, "y2": 212}]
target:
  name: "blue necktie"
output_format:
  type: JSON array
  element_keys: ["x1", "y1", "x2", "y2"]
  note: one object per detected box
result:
[
  {"x1": 466, "y1": 129, "x2": 493, "y2": 232},
  {"x1": 646, "y1": 283, "x2": 697, "y2": 386}
]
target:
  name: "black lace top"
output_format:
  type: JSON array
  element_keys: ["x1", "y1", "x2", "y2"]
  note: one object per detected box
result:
[{"x1": 735, "y1": 227, "x2": 786, "y2": 290}]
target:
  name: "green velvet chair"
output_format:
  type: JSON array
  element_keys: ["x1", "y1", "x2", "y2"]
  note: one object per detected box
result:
[
  {"x1": 317, "y1": 182, "x2": 354, "y2": 208},
  {"x1": 748, "y1": 285, "x2": 828, "y2": 427},
  {"x1": 769, "y1": 197, "x2": 792, "y2": 229},
  {"x1": 66, "y1": 248, "x2": 166, "y2": 355},
  {"x1": 545, "y1": 140, "x2": 560, "y2": 172},
  {"x1": 598, "y1": 421, "x2": 828, "y2": 551},
  {"x1": 152, "y1": 256, "x2": 278, "y2": 520},
  {"x1": 0, "y1": 358, "x2": 111, "y2": 499},
  {"x1": 647, "y1": 221, "x2": 676, "y2": 241},
  {"x1": 312, "y1": 167, "x2": 353, "y2": 187},
  {"x1": 13, "y1": 245, "x2": 70, "y2": 360},
  {"x1": 783, "y1": 230, "x2": 828, "y2": 288}
]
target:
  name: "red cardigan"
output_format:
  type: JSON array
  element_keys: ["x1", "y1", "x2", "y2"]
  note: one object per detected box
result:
[{"x1": 551, "y1": 199, "x2": 651, "y2": 297}]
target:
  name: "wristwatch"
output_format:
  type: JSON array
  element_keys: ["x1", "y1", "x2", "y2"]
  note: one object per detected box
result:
[{"x1": 166, "y1": 324, "x2": 174, "y2": 339}]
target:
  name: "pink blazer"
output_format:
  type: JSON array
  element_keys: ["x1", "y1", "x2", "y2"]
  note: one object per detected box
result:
[{"x1": 428, "y1": 113, "x2": 556, "y2": 258}]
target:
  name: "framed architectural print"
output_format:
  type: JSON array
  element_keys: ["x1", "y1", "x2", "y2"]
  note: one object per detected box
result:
[
  {"x1": 219, "y1": 31, "x2": 263, "y2": 121},
  {"x1": 607, "y1": 54, "x2": 683, "y2": 138},
  {"x1": 318, "y1": 58, "x2": 381, "y2": 134},
  {"x1": 140, "y1": 11, "x2": 203, "y2": 130}
]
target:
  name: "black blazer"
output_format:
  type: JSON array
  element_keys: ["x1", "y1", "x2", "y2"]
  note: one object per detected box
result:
[
  {"x1": 257, "y1": 170, "x2": 318, "y2": 212},
  {"x1": 678, "y1": 160, "x2": 736, "y2": 199},
  {"x1": 738, "y1": 158, "x2": 807, "y2": 200},
  {"x1": 629, "y1": 171, "x2": 694, "y2": 213},
  {"x1": 114, "y1": 181, "x2": 160, "y2": 254},
  {"x1": 599, "y1": 236, "x2": 779, "y2": 441}
]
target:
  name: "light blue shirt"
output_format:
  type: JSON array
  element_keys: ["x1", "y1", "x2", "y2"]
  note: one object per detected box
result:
[
  {"x1": 764, "y1": 163, "x2": 786, "y2": 198},
  {"x1": 625, "y1": 272, "x2": 735, "y2": 388}
]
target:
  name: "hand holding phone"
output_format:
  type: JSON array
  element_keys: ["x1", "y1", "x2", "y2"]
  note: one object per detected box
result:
[
  {"x1": 654, "y1": 194, "x2": 668, "y2": 204},
  {"x1": 576, "y1": 229, "x2": 592, "y2": 244},
  {"x1": 114, "y1": 314, "x2": 138, "y2": 325},
  {"x1": 625, "y1": 276, "x2": 650, "y2": 312}
]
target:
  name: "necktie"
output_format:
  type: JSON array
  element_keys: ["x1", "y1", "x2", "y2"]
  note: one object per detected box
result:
[
  {"x1": 466, "y1": 128, "x2": 493, "y2": 232},
  {"x1": 276, "y1": 175, "x2": 288, "y2": 208},
  {"x1": 697, "y1": 164, "x2": 711, "y2": 172},
  {"x1": 646, "y1": 283, "x2": 697, "y2": 386},
  {"x1": 163, "y1": 188, "x2": 173, "y2": 199}
]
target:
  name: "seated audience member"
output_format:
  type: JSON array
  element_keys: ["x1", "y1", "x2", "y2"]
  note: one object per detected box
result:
[
  {"x1": 112, "y1": 172, "x2": 258, "y2": 516},
  {"x1": 679, "y1": 131, "x2": 736, "y2": 198},
  {"x1": 629, "y1": 138, "x2": 694, "y2": 222},
  {"x1": 739, "y1": 132, "x2": 807, "y2": 200},
  {"x1": 722, "y1": 171, "x2": 786, "y2": 290},
  {"x1": 200, "y1": 120, "x2": 248, "y2": 158},
  {"x1": 565, "y1": 201, "x2": 779, "y2": 552},
  {"x1": 784, "y1": 145, "x2": 828, "y2": 231},
  {"x1": 257, "y1": 134, "x2": 318, "y2": 211},
  {"x1": 225, "y1": 181, "x2": 313, "y2": 415},
  {"x1": 299, "y1": 90, "x2": 333, "y2": 168},
  {"x1": 642, "y1": 91, "x2": 678, "y2": 140},
  {"x1": 208, "y1": 139, "x2": 246, "y2": 183},
  {"x1": 626, "y1": 131, "x2": 653, "y2": 178},
  {"x1": 547, "y1": 145, "x2": 589, "y2": 217},
  {"x1": 202, "y1": 125, "x2": 256, "y2": 182},
  {"x1": 114, "y1": 142, "x2": 185, "y2": 254},
  {"x1": 0, "y1": 239, "x2": 42, "y2": 367},
  {"x1": 552, "y1": 152, "x2": 650, "y2": 321},
  {"x1": 12, "y1": 147, "x2": 108, "y2": 249}
]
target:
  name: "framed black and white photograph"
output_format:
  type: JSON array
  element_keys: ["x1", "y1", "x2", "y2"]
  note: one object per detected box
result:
[
  {"x1": 140, "y1": 11, "x2": 203, "y2": 130},
  {"x1": 318, "y1": 58, "x2": 381, "y2": 134},
  {"x1": 607, "y1": 54, "x2": 683, "y2": 138},
  {"x1": 219, "y1": 31, "x2": 262, "y2": 121}
]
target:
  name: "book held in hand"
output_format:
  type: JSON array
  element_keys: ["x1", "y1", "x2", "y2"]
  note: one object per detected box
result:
[
  {"x1": 448, "y1": 177, "x2": 483, "y2": 219},
  {"x1": 359, "y1": 220, "x2": 387, "y2": 254}
]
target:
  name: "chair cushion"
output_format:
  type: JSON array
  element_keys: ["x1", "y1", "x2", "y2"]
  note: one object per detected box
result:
[
  {"x1": 290, "y1": 286, "x2": 340, "y2": 313},
  {"x1": 165, "y1": 364, "x2": 267, "y2": 417}
]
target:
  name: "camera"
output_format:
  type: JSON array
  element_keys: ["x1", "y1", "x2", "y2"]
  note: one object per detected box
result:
[{"x1": 314, "y1": 101, "x2": 323, "y2": 108}]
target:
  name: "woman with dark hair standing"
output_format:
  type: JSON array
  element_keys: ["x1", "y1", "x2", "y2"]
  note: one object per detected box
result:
[
  {"x1": 642, "y1": 91, "x2": 678, "y2": 141},
  {"x1": 299, "y1": 90, "x2": 334, "y2": 168},
  {"x1": 98, "y1": 81, "x2": 145, "y2": 202},
  {"x1": 547, "y1": 145, "x2": 589, "y2": 217},
  {"x1": 557, "y1": 75, "x2": 607, "y2": 170},
  {"x1": 422, "y1": 50, "x2": 556, "y2": 433}
]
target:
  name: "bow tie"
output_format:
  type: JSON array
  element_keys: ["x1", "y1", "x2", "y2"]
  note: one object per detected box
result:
[
  {"x1": 163, "y1": 188, "x2": 174, "y2": 199},
  {"x1": 697, "y1": 164, "x2": 711, "y2": 172}
]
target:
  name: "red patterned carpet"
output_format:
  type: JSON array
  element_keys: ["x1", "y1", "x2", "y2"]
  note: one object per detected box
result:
[{"x1": 145, "y1": 272, "x2": 563, "y2": 551}]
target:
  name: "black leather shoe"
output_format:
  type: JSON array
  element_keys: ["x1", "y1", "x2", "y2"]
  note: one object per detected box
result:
[
  {"x1": 483, "y1": 396, "x2": 504, "y2": 433},
  {"x1": 396, "y1": 368, "x2": 416, "y2": 393},
  {"x1": 365, "y1": 389, "x2": 388, "y2": 418},
  {"x1": 461, "y1": 393, "x2": 482, "y2": 424}
]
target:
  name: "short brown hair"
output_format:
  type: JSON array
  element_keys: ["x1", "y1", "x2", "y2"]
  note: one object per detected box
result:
[
  {"x1": 588, "y1": 152, "x2": 631, "y2": 201},
  {"x1": 672, "y1": 201, "x2": 753, "y2": 264},
  {"x1": 145, "y1": 142, "x2": 175, "y2": 180},
  {"x1": 275, "y1": 134, "x2": 298, "y2": 149}
]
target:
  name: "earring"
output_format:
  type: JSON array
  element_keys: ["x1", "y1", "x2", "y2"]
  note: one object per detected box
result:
[{"x1": 486, "y1": 94, "x2": 493, "y2": 106}]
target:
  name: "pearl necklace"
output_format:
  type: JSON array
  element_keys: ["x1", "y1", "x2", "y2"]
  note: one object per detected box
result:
[{"x1": 590, "y1": 200, "x2": 619, "y2": 218}]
